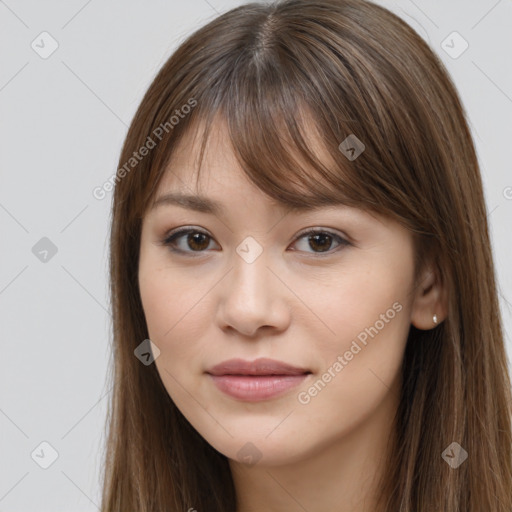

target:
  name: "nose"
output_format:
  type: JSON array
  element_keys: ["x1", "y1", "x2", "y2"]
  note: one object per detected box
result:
[{"x1": 216, "y1": 250, "x2": 291, "y2": 338}]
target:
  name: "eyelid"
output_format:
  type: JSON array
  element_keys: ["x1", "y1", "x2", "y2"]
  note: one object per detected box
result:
[
  {"x1": 157, "y1": 226, "x2": 215, "y2": 255},
  {"x1": 159, "y1": 225, "x2": 351, "y2": 256},
  {"x1": 288, "y1": 227, "x2": 351, "y2": 256},
  {"x1": 294, "y1": 226, "x2": 350, "y2": 242}
]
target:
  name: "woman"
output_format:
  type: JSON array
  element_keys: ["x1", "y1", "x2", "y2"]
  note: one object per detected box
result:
[{"x1": 101, "y1": 0, "x2": 512, "y2": 510}]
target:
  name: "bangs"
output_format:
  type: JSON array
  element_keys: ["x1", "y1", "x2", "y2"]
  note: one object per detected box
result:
[
  {"x1": 197, "y1": 96, "x2": 364, "y2": 211},
  {"x1": 141, "y1": 3, "x2": 427, "y2": 234},
  {"x1": 159, "y1": 80, "x2": 384, "y2": 220},
  {"x1": 148, "y1": 48, "x2": 388, "y2": 216}
]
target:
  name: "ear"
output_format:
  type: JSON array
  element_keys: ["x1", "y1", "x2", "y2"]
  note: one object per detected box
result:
[{"x1": 410, "y1": 263, "x2": 448, "y2": 330}]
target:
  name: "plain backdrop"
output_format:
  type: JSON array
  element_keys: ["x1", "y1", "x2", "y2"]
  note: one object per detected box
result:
[{"x1": 0, "y1": 0, "x2": 511, "y2": 510}]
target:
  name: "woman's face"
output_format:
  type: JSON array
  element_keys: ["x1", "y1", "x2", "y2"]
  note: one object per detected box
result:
[{"x1": 138, "y1": 118, "x2": 420, "y2": 467}]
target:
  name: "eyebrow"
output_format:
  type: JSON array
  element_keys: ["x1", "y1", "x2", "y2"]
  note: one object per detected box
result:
[
  {"x1": 151, "y1": 192, "x2": 222, "y2": 214},
  {"x1": 150, "y1": 192, "x2": 347, "y2": 215}
]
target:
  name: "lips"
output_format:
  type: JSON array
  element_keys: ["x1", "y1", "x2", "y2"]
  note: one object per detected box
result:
[
  {"x1": 206, "y1": 357, "x2": 311, "y2": 376},
  {"x1": 206, "y1": 358, "x2": 312, "y2": 401}
]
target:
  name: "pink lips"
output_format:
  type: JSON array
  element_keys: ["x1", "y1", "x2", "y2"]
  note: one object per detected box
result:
[{"x1": 206, "y1": 358, "x2": 311, "y2": 402}]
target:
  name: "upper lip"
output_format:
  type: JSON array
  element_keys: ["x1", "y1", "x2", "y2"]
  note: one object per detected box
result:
[{"x1": 206, "y1": 357, "x2": 311, "y2": 376}]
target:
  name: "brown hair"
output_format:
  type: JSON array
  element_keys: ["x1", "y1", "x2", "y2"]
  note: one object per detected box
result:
[{"x1": 101, "y1": 0, "x2": 512, "y2": 510}]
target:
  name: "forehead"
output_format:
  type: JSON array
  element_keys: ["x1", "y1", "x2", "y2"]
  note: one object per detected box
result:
[
  {"x1": 145, "y1": 106, "x2": 385, "y2": 227},
  {"x1": 165, "y1": 106, "x2": 335, "y2": 175},
  {"x1": 144, "y1": 115, "x2": 401, "y2": 237},
  {"x1": 150, "y1": 130, "x2": 347, "y2": 218},
  {"x1": 153, "y1": 108, "x2": 338, "y2": 193}
]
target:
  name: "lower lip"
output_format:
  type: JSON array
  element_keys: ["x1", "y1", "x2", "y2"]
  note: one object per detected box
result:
[{"x1": 208, "y1": 374, "x2": 310, "y2": 401}]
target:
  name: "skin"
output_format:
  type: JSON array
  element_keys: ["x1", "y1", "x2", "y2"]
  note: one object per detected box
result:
[{"x1": 138, "y1": 116, "x2": 447, "y2": 512}]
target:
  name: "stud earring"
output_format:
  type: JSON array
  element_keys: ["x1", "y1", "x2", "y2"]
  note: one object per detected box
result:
[{"x1": 433, "y1": 314, "x2": 438, "y2": 325}]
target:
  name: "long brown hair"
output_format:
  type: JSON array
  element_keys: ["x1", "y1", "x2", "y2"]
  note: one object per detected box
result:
[{"x1": 101, "y1": 0, "x2": 512, "y2": 510}]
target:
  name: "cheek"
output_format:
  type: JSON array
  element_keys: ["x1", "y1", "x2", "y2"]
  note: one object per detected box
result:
[
  {"x1": 301, "y1": 254, "x2": 413, "y2": 384},
  {"x1": 139, "y1": 267, "x2": 211, "y2": 412},
  {"x1": 138, "y1": 261, "x2": 214, "y2": 368},
  {"x1": 292, "y1": 271, "x2": 411, "y2": 440}
]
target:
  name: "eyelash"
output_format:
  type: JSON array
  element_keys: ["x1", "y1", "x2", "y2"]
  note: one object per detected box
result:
[{"x1": 159, "y1": 227, "x2": 351, "y2": 257}]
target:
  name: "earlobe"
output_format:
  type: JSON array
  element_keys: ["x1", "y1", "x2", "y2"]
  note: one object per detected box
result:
[{"x1": 410, "y1": 266, "x2": 448, "y2": 330}]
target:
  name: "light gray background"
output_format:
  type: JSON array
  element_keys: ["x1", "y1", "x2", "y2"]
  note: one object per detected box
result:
[{"x1": 0, "y1": 1, "x2": 511, "y2": 510}]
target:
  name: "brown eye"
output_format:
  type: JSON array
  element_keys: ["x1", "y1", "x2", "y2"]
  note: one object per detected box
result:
[
  {"x1": 161, "y1": 227, "x2": 350, "y2": 257},
  {"x1": 162, "y1": 229, "x2": 216, "y2": 254},
  {"x1": 291, "y1": 229, "x2": 350, "y2": 255},
  {"x1": 307, "y1": 233, "x2": 333, "y2": 252},
  {"x1": 184, "y1": 232, "x2": 211, "y2": 251}
]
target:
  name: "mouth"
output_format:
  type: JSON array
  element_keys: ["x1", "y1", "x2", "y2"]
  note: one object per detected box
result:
[
  {"x1": 205, "y1": 358, "x2": 312, "y2": 401},
  {"x1": 206, "y1": 357, "x2": 311, "y2": 376}
]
